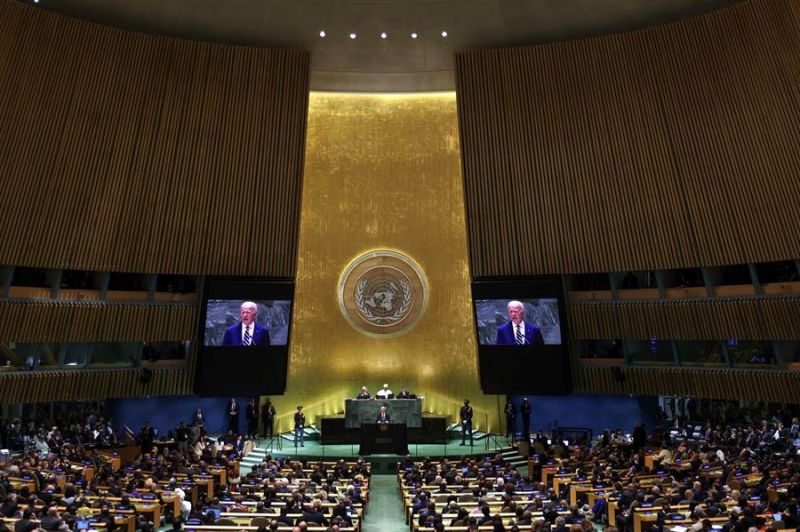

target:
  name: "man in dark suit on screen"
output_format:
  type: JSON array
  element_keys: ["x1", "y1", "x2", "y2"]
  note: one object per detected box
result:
[
  {"x1": 495, "y1": 300, "x2": 544, "y2": 345},
  {"x1": 221, "y1": 301, "x2": 270, "y2": 346}
]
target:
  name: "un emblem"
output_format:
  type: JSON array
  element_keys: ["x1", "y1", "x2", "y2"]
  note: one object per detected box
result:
[{"x1": 338, "y1": 250, "x2": 429, "y2": 338}]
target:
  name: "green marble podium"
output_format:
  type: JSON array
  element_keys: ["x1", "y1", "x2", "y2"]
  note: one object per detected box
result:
[{"x1": 344, "y1": 398, "x2": 422, "y2": 428}]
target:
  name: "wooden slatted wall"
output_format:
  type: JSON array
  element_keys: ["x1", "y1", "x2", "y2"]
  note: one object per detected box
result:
[
  {"x1": 0, "y1": 368, "x2": 191, "y2": 404},
  {"x1": 575, "y1": 365, "x2": 800, "y2": 403},
  {"x1": 456, "y1": 0, "x2": 800, "y2": 277},
  {"x1": 569, "y1": 298, "x2": 800, "y2": 341},
  {"x1": 0, "y1": 300, "x2": 197, "y2": 342},
  {"x1": 0, "y1": 1, "x2": 308, "y2": 403},
  {"x1": 0, "y1": 0, "x2": 309, "y2": 276}
]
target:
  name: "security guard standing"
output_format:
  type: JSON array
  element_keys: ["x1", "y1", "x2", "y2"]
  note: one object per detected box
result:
[{"x1": 460, "y1": 399, "x2": 474, "y2": 446}]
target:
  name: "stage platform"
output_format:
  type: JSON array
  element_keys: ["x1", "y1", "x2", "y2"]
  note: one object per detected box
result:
[{"x1": 242, "y1": 434, "x2": 523, "y2": 474}]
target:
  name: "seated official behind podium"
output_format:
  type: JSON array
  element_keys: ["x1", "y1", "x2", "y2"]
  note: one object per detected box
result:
[
  {"x1": 376, "y1": 406, "x2": 390, "y2": 424},
  {"x1": 376, "y1": 383, "x2": 393, "y2": 399},
  {"x1": 356, "y1": 386, "x2": 371, "y2": 399},
  {"x1": 222, "y1": 301, "x2": 270, "y2": 346},
  {"x1": 397, "y1": 386, "x2": 411, "y2": 399},
  {"x1": 496, "y1": 300, "x2": 544, "y2": 346}
]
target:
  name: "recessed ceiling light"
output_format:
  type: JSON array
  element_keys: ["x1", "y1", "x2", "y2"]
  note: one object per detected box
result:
[
  {"x1": 380, "y1": 32, "x2": 388, "y2": 39},
  {"x1": 441, "y1": 31, "x2": 448, "y2": 38},
  {"x1": 411, "y1": 32, "x2": 418, "y2": 39},
  {"x1": 350, "y1": 33, "x2": 357, "y2": 40},
  {"x1": 319, "y1": 30, "x2": 326, "y2": 38}
]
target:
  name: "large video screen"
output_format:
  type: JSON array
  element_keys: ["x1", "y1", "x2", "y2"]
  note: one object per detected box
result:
[
  {"x1": 204, "y1": 299, "x2": 291, "y2": 346},
  {"x1": 195, "y1": 278, "x2": 293, "y2": 397},
  {"x1": 472, "y1": 278, "x2": 570, "y2": 395},
  {"x1": 474, "y1": 298, "x2": 562, "y2": 345}
]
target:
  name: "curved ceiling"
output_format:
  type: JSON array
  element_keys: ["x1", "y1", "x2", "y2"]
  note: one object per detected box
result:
[{"x1": 34, "y1": 0, "x2": 740, "y2": 91}]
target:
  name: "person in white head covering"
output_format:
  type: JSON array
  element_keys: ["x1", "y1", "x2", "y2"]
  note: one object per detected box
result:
[{"x1": 376, "y1": 384, "x2": 393, "y2": 399}]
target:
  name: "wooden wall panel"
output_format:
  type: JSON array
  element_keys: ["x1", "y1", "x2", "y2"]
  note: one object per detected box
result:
[
  {"x1": 568, "y1": 297, "x2": 800, "y2": 340},
  {"x1": 574, "y1": 365, "x2": 800, "y2": 403},
  {"x1": 456, "y1": 0, "x2": 800, "y2": 277},
  {"x1": 0, "y1": 1, "x2": 309, "y2": 276},
  {"x1": 0, "y1": 368, "x2": 191, "y2": 404},
  {"x1": 0, "y1": 300, "x2": 197, "y2": 342}
]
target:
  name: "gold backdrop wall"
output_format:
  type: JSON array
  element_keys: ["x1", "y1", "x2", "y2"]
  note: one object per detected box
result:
[{"x1": 271, "y1": 92, "x2": 500, "y2": 433}]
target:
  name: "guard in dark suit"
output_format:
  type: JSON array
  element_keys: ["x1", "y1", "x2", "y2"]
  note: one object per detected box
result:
[
  {"x1": 504, "y1": 398, "x2": 516, "y2": 441},
  {"x1": 520, "y1": 397, "x2": 532, "y2": 440},
  {"x1": 460, "y1": 399, "x2": 473, "y2": 446},
  {"x1": 227, "y1": 398, "x2": 240, "y2": 434},
  {"x1": 221, "y1": 301, "x2": 270, "y2": 346},
  {"x1": 246, "y1": 398, "x2": 259, "y2": 438},
  {"x1": 262, "y1": 399, "x2": 277, "y2": 438},
  {"x1": 495, "y1": 300, "x2": 545, "y2": 345}
]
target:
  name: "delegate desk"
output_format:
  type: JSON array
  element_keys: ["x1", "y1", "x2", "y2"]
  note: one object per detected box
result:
[
  {"x1": 359, "y1": 423, "x2": 408, "y2": 455},
  {"x1": 345, "y1": 399, "x2": 422, "y2": 428}
]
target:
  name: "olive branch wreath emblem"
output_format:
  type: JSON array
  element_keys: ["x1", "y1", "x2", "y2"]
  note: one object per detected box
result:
[{"x1": 355, "y1": 278, "x2": 412, "y2": 324}]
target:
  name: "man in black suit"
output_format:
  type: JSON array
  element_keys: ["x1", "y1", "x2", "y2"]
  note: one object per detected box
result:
[
  {"x1": 376, "y1": 406, "x2": 390, "y2": 424},
  {"x1": 504, "y1": 398, "x2": 516, "y2": 441},
  {"x1": 262, "y1": 399, "x2": 277, "y2": 438},
  {"x1": 246, "y1": 398, "x2": 259, "y2": 438},
  {"x1": 227, "y1": 398, "x2": 240, "y2": 434},
  {"x1": 14, "y1": 508, "x2": 35, "y2": 532},
  {"x1": 520, "y1": 397, "x2": 532, "y2": 440},
  {"x1": 39, "y1": 506, "x2": 63, "y2": 531},
  {"x1": 460, "y1": 400, "x2": 473, "y2": 446},
  {"x1": 632, "y1": 421, "x2": 647, "y2": 451},
  {"x1": 301, "y1": 500, "x2": 329, "y2": 526},
  {"x1": 138, "y1": 421, "x2": 155, "y2": 454}
]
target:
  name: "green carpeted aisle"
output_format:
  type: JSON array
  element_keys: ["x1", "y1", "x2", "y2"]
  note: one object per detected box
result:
[{"x1": 362, "y1": 474, "x2": 409, "y2": 532}]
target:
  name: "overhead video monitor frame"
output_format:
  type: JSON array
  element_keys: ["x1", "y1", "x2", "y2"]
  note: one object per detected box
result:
[
  {"x1": 194, "y1": 278, "x2": 294, "y2": 397},
  {"x1": 472, "y1": 277, "x2": 571, "y2": 395}
]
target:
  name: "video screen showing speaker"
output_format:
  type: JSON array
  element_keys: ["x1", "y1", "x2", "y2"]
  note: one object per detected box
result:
[
  {"x1": 195, "y1": 278, "x2": 293, "y2": 397},
  {"x1": 473, "y1": 277, "x2": 570, "y2": 395},
  {"x1": 474, "y1": 298, "x2": 562, "y2": 346},
  {"x1": 203, "y1": 300, "x2": 291, "y2": 346}
]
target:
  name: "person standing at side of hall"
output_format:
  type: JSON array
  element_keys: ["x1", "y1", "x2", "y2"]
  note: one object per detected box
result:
[
  {"x1": 460, "y1": 399, "x2": 474, "y2": 446},
  {"x1": 227, "y1": 398, "x2": 240, "y2": 434},
  {"x1": 294, "y1": 406, "x2": 306, "y2": 447},
  {"x1": 246, "y1": 398, "x2": 259, "y2": 439},
  {"x1": 262, "y1": 399, "x2": 277, "y2": 438},
  {"x1": 504, "y1": 398, "x2": 516, "y2": 442},
  {"x1": 520, "y1": 397, "x2": 531, "y2": 442}
]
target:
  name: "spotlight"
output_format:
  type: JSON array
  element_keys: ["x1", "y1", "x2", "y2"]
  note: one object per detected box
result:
[
  {"x1": 350, "y1": 33, "x2": 357, "y2": 40},
  {"x1": 411, "y1": 32, "x2": 418, "y2": 39},
  {"x1": 319, "y1": 30, "x2": 326, "y2": 38},
  {"x1": 441, "y1": 30, "x2": 448, "y2": 37},
  {"x1": 380, "y1": 32, "x2": 387, "y2": 39}
]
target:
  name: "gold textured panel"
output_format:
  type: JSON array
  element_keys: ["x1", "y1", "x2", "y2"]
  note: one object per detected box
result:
[{"x1": 272, "y1": 92, "x2": 500, "y2": 432}]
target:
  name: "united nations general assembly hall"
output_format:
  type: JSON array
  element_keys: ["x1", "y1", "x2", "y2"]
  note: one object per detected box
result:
[{"x1": 1, "y1": 0, "x2": 800, "y2": 531}]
